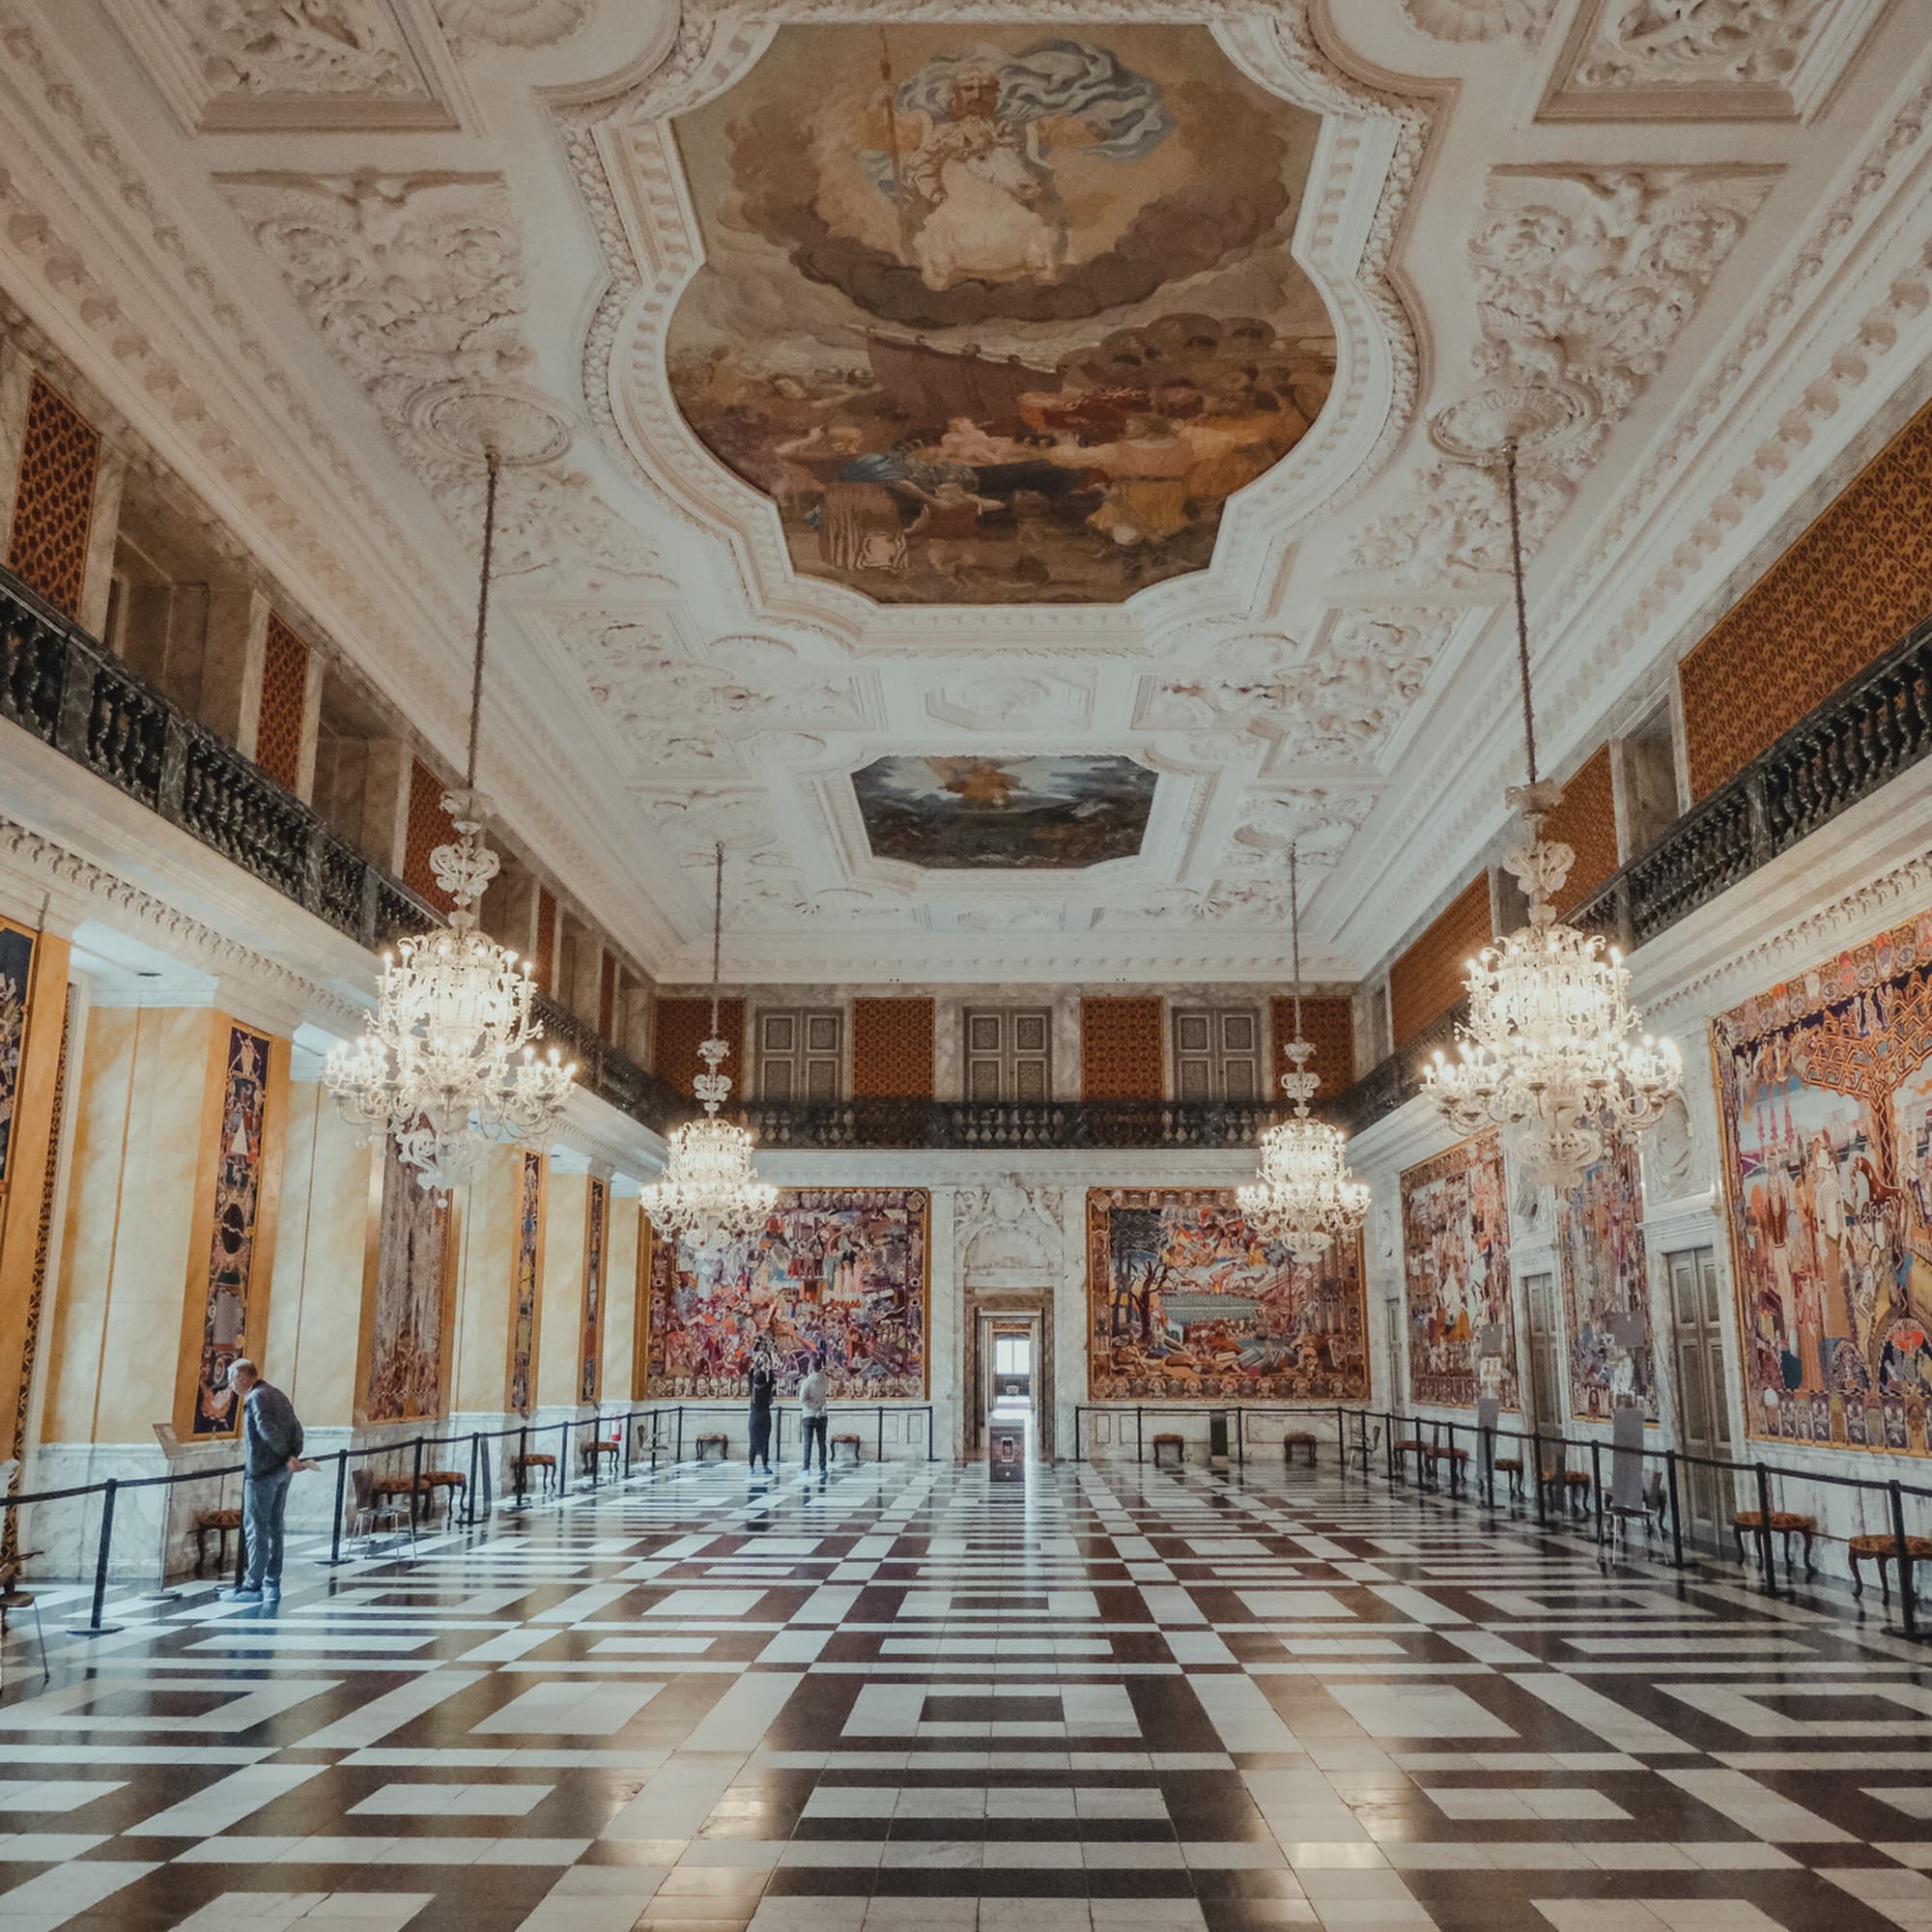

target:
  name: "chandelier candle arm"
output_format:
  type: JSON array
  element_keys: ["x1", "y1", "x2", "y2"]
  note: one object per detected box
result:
[
  {"x1": 1238, "y1": 842, "x2": 1370, "y2": 1264},
  {"x1": 1422, "y1": 437, "x2": 1682, "y2": 1190},
  {"x1": 323, "y1": 445, "x2": 577, "y2": 1193},
  {"x1": 639, "y1": 843, "x2": 778, "y2": 1250}
]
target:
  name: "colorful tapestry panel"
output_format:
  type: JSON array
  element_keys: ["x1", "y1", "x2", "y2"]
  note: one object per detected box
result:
[
  {"x1": 1401, "y1": 1133, "x2": 1518, "y2": 1410},
  {"x1": 191, "y1": 1025, "x2": 271, "y2": 1436},
  {"x1": 581, "y1": 1176, "x2": 607, "y2": 1405},
  {"x1": 0, "y1": 923, "x2": 35, "y2": 1187},
  {"x1": 644, "y1": 1188, "x2": 928, "y2": 1398},
  {"x1": 1085, "y1": 1188, "x2": 1369, "y2": 1401},
  {"x1": 1557, "y1": 1138, "x2": 1658, "y2": 1422},
  {"x1": 1715, "y1": 909, "x2": 1932, "y2": 1451},
  {"x1": 365, "y1": 1140, "x2": 449, "y2": 1424},
  {"x1": 508, "y1": 1151, "x2": 541, "y2": 1416}
]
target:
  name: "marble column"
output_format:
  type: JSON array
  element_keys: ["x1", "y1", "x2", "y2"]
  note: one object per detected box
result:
[
  {"x1": 535, "y1": 1159, "x2": 590, "y2": 1424},
  {"x1": 601, "y1": 1188, "x2": 641, "y2": 1407}
]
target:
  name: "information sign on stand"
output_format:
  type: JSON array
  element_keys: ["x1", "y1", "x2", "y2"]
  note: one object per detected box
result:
[{"x1": 988, "y1": 1421, "x2": 1025, "y2": 1482}]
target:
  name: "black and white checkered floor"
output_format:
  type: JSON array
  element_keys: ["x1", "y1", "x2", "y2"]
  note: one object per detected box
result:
[{"x1": 5, "y1": 1457, "x2": 1932, "y2": 1932}]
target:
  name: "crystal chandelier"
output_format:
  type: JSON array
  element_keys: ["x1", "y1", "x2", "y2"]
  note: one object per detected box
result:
[
  {"x1": 1423, "y1": 439, "x2": 1682, "y2": 1189},
  {"x1": 1238, "y1": 843, "x2": 1370, "y2": 1264},
  {"x1": 325, "y1": 450, "x2": 575, "y2": 1193},
  {"x1": 639, "y1": 843, "x2": 778, "y2": 1250}
]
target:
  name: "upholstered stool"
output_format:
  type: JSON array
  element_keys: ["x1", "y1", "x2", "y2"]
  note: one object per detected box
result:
[
  {"x1": 696, "y1": 1434, "x2": 728, "y2": 1462},
  {"x1": 1732, "y1": 1508, "x2": 1817, "y2": 1577},
  {"x1": 511, "y1": 1452, "x2": 555, "y2": 1493},
  {"x1": 422, "y1": 1470, "x2": 467, "y2": 1517},
  {"x1": 1848, "y1": 1533, "x2": 1932, "y2": 1606},
  {"x1": 1151, "y1": 1433, "x2": 1184, "y2": 1466},
  {"x1": 192, "y1": 1508, "x2": 242, "y2": 1577},
  {"x1": 1284, "y1": 1432, "x2": 1317, "y2": 1467},
  {"x1": 1492, "y1": 1456, "x2": 1524, "y2": 1499},
  {"x1": 1562, "y1": 1469, "x2": 1593, "y2": 1516},
  {"x1": 579, "y1": 1439, "x2": 619, "y2": 1474},
  {"x1": 832, "y1": 1433, "x2": 862, "y2": 1464},
  {"x1": 1392, "y1": 1437, "x2": 1426, "y2": 1478}
]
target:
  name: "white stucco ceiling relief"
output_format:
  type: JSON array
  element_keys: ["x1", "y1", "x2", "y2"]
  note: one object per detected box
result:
[{"x1": 9, "y1": 0, "x2": 1929, "y2": 984}]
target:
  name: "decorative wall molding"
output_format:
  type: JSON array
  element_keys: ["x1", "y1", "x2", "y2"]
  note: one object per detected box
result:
[{"x1": 1400, "y1": 0, "x2": 1559, "y2": 44}]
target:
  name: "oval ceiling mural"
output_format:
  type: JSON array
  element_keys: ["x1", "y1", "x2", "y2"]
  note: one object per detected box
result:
[{"x1": 667, "y1": 25, "x2": 1336, "y2": 607}]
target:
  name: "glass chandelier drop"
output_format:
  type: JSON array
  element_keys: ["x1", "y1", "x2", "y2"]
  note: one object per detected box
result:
[
  {"x1": 1238, "y1": 843, "x2": 1370, "y2": 1263},
  {"x1": 639, "y1": 843, "x2": 778, "y2": 1250},
  {"x1": 325, "y1": 450, "x2": 575, "y2": 1193},
  {"x1": 1423, "y1": 439, "x2": 1682, "y2": 1190}
]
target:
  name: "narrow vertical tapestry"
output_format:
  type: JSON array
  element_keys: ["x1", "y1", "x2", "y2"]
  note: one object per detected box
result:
[
  {"x1": 1715, "y1": 909, "x2": 1932, "y2": 1451},
  {"x1": 192, "y1": 1025, "x2": 271, "y2": 1435},
  {"x1": 581, "y1": 1176, "x2": 607, "y2": 1404},
  {"x1": 644, "y1": 1188, "x2": 928, "y2": 1397},
  {"x1": 1400, "y1": 1133, "x2": 1518, "y2": 1409},
  {"x1": 0, "y1": 922, "x2": 37, "y2": 1188},
  {"x1": 365, "y1": 1140, "x2": 449, "y2": 1424},
  {"x1": 1085, "y1": 1188, "x2": 1369, "y2": 1400},
  {"x1": 508, "y1": 1150, "x2": 541, "y2": 1416},
  {"x1": 1557, "y1": 1138, "x2": 1658, "y2": 1421}
]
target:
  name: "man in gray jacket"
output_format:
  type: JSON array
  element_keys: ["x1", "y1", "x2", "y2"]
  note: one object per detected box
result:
[
  {"x1": 799, "y1": 1354, "x2": 829, "y2": 1476},
  {"x1": 219, "y1": 1358, "x2": 304, "y2": 1603}
]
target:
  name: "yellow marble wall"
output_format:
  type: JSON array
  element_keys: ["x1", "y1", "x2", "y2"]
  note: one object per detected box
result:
[
  {"x1": 602, "y1": 1195, "x2": 639, "y2": 1406},
  {"x1": 46, "y1": 1007, "x2": 288, "y2": 1444},
  {"x1": 448, "y1": 1143, "x2": 522, "y2": 1417},
  {"x1": 536, "y1": 1170, "x2": 589, "y2": 1409},
  {"x1": 263, "y1": 1082, "x2": 381, "y2": 1428}
]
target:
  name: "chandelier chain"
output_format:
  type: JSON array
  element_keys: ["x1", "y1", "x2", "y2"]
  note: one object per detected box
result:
[
  {"x1": 1289, "y1": 840, "x2": 1302, "y2": 1055},
  {"x1": 466, "y1": 449, "x2": 499, "y2": 794},
  {"x1": 1504, "y1": 438, "x2": 1538, "y2": 788},
  {"x1": 710, "y1": 840, "x2": 724, "y2": 1039}
]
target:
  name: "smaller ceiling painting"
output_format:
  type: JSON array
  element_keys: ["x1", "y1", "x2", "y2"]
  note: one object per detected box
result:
[{"x1": 853, "y1": 754, "x2": 1155, "y2": 869}]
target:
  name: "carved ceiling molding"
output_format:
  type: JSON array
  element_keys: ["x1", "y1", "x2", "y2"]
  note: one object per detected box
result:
[
  {"x1": 0, "y1": 812, "x2": 362, "y2": 1029},
  {"x1": 552, "y1": 0, "x2": 1434, "y2": 652},
  {"x1": 1346, "y1": 163, "x2": 1776, "y2": 590},
  {"x1": 1400, "y1": 0, "x2": 1559, "y2": 46},
  {"x1": 1645, "y1": 846, "x2": 1932, "y2": 1031},
  {"x1": 1539, "y1": 0, "x2": 1886, "y2": 125},
  {"x1": 108, "y1": 0, "x2": 475, "y2": 132},
  {"x1": 0, "y1": 5, "x2": 671, "y2": 971}
]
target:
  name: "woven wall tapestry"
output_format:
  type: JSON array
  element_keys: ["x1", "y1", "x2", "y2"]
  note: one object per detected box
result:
[
  {"x1": 1085, "y1": 1187, "x2": 1369, "y2": 1402},
  {"x1": 644, "y1": 1188, "x2": 928, "y2": 1399},
  {"x1": 1557, "y1": 1137, "x2": 1658, "y2": 1422},
  {"x1": 1400, "y1": 1133, "x2": 1518, "y2": 1410},
  {"x1": 365, "y1": 1139, "x2": 449, "y2": 1424},
  {"x1": 508, "y1": 1150, "x2": 542, "y2": 1416},
  {"x1": 1715, "y1": 908, "x2": 1932, "y2": 1451},
  {"x1": 191, "y1": 1025, "x2": 271, "y2": 1436}
]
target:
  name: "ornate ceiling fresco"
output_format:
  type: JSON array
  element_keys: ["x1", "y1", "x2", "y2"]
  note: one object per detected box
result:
[
  {"x1": 664, "y1": 25, "x2": 1335, "y2": 606},
  {"x1": 5, "y1": 0, "x2": 1927, "y2": 983}
]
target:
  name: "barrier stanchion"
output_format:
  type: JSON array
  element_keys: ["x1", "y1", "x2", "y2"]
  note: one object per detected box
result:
[
  {"x1": 319, "y1": 1451, "x2": 351, "y2": 1568},
  {"x1": 513, "y1": 1425, "x2": 528, "y2": 1510},
  {"x1": 926, "y1": 1406, "x2": 934, "y2": 1461},
  {"x1": 1890, "y1": 1478, "x2": 1918, "y2": 1638},
  {"x1": 65, "y1": 1479, "x2": 125, "y2": 1635},
  {"x1": 559, "y1": 1419, "x2": 571, "y2": 1496},
  {"x1": 1590, "y1": 1440, "x2": 1605, "y2": 1548},
  {"x1": 1136, "y1": 1406, "x2": 1144, "y2": 1465},
  {"x1": 1236, "y1": 1408, "x2": 1245, "y2": 1467},
  {"x1": 1334, "y1": 1406, "x2": 1344, "y2": 1468},
  {"x1": 1075, "y1": 1408, "x2": 1083, "y2": 1463},
  {"x1": 1665, "y1": 1450, "x2": 1685, "y2": 1569},
  {"x1": 1754, "y1": 1463, "x2": 1777, "y2": 1596},
  {"x1": 877, "y1": 1406, "x2": 886, "y2": 1465},
  {"x1": 1531, "y1": 1431, "x2": 1547, "y2": 1527},
  {"x1": 675, "y1": 1407, "x2": 685, "y2": 1464}
]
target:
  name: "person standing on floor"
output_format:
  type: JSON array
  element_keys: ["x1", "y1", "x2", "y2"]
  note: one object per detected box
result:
[
  {"x1": 747, "y1": 1341, "x2": 777, "y2": 1476},
  {"x1": 799, "y1": 1352, "x2": 830, "y2": 1476},
  {"x1": 219, "y1": 1357, "x2": 304, "y2": 1604}
]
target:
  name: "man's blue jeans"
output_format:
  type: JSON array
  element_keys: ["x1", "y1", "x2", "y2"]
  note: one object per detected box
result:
[{"x1": 242, "y1": 1464, "x2": 294, "y2": 1589}]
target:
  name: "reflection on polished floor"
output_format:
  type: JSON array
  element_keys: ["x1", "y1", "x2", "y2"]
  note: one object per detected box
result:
[{"x1": 5, "y1": 1461, "x2": 1932, "y2": 1932}]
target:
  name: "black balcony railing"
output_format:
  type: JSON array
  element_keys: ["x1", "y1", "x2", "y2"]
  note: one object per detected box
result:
[
  {"x1": 740, "y1": 1097, "x2": 1305, "y2": 1151},
  {"x1": 0, "y1": 565, "x2": 686, "y2": 1140}
]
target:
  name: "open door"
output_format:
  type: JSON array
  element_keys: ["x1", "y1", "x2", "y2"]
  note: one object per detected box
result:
[{"x1": 978, "y1": 1313, "x2": 1041, "y2": 1460}]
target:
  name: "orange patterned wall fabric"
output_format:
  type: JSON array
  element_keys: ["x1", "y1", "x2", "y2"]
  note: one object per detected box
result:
[
  {"x1": 853, "y1": 997, "x2": 935, "y2": 1099},
  {"x1": 402, "y1": 758, "x2": 455, "y2": 914},
  {"x1": 1546, "y1": 743, "x2": 1617, "y2": 915},
  {"x1": 1681, "y1": 394, "x2": 1932, "y2": 798},
  {"x1": 1389, "y1": 874, "x2": 1492, "y2": 1048},
  {"x1": 534, "y1": 890, "x2": 556, "y2": 994},
  {"x1": 656, "y1": 996, "x2": 747, "y2": 1099},
  {"x1": 1268, "y1": 995, "x2": 1355, "y2": 1101},
  {"x1": 255, "y1": 613, "x2": 308, "y2": 792},
  {"x1": 6, "y1": 376, "x2": 99, "y2": 619},
  {"x1": 1080, "y1": 997, "x2": 1164, "y2": 1100}
]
